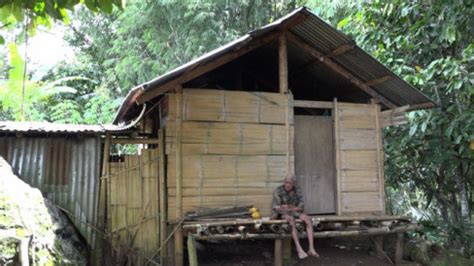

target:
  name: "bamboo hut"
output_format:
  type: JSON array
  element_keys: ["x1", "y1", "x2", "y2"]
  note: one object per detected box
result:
[
  {"x1": 0, "y1": 6, "x2": 437, "y2": 265},
  {"x1": 108, "y1": 6, "x2": 435, "y2": 265}
]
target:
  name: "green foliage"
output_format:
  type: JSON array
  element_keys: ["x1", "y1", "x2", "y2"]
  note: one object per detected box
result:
[
  {"x1": 312, "y1": 0, "x2": 473, "y2": 255},
  {"x1": 65, "y1": 0, "x2": 300, "y2": 94},
  {"x1": 0, "y1": 0, "x2": 123, "y2": 38}
]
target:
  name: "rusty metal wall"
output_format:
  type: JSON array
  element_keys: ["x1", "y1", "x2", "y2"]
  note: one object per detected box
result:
[{"x1": 0, "y1": 136, "x2": 101, "y2": 248}]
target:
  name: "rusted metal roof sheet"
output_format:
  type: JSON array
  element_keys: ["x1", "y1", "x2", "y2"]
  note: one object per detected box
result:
[
  {"x1": 0, "y1": 136, "x2": 101, "y2": 248},
  {"x1": 0, "y1": 121, "x2": 128, "y2": 134},
  {"x1": 113, "y1": 6, "x2": 434, "y2": 124}
]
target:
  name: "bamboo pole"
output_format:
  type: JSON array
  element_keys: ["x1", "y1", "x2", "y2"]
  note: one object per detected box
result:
[
  {"x1": 333, "y1": 98, "x2": 342, "y2": 215},
  {"x1": 286, "y1": 92, "x2": 293, "y2": 171},
  {"x1": 182, "y1": 215, "x2": 411, "y2": 228},
  {"x1": 395, "y1": 233, "x2": 404, "y2": 265},
  {"x1": 94, "y1": 133, "x2": 111, "y2": 263},
  {"x1": 174, "y1": 89, "x2": 184, "y2": 266},
  {"x1": 192, "y1": 224, "x2": 420, "y2": 240},
  {"x1": 187, "y1": 235, "x2": 198, "y2": 266},
  {"x1": 158, "y1": 125, "x2": 167, "y2": 265},
  {"x1": 111, "y1": 138, "x2": 160, "y2": 144},
  {"x1": 279, "y1": 33, "x2": 288, "y2": 94}
]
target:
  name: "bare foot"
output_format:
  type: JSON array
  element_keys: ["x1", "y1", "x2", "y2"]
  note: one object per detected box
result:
[
  {"x1": 308, "y1": 249, "x2": 320, "y2": 258},
  {"x1": 297, "y1": 250, "x2": 308, "y2": 259}
]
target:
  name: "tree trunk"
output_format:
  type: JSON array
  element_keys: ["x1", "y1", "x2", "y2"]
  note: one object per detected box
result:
[{"x1": 456, "y1": 167, "x2": 470, "y2": 224}]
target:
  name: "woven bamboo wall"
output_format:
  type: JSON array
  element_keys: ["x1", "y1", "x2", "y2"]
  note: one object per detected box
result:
[
  {"x1": 108, "y1": 148, "x2": 160, "y2": 263},
  {"x1": 165, "y1": 89, "x2": 294, "y2": 220},
  {"x1": 335, "y1": 102, "x2": 384, "y2": 215}
]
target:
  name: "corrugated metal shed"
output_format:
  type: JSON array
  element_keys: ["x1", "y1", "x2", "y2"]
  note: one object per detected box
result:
[
  {"x1": 0, "y1": 136, "x2": 101, "y2": 248},
  {"x1": 113, "y1": 6, "x2": 434, "y2": 124}
]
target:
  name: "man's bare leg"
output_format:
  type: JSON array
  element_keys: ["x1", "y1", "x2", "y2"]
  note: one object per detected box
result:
[
  {"x1": 300, "y1": 214, "x2": 319, "y2": 258},
  {"x1": 283, "y1": 214, "x2": 307, "y2": 259}
]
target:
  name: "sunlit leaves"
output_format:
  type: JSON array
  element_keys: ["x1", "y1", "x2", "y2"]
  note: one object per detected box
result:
[{"x1": 0, "y1": 0, "x2": 124, "y2": 42}]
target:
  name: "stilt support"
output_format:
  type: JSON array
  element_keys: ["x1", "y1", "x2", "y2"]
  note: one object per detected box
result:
[
  {"x1": 395, "y1": 233, "x2": 404, "y2": 265},
  {"x1": 283, "y1": 238, "x2": 292, "y2": 265},
  {"x1": 373, "y1": 235, "x2": 384, "y2": 259},
  {"x1": 274, "y1": 238, "x2": 283, "y2": 266},
  {"x1": 174, "y1": 225, "x2": 183, "y2": 266},
  {"x1": 187, "y1": 235, "x2": 198, "y2": 266}
]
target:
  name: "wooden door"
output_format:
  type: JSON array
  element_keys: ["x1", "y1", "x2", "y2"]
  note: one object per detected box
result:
[{"x1": 294, "y1": 115, "x2": 336, "y2": 214}]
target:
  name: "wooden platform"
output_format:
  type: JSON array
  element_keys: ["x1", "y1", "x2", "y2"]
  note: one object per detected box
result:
[{"x1": 181, "y1": 215, "x2": 420, "y2": 265}]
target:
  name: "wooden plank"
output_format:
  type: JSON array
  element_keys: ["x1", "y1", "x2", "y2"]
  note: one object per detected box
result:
[
  {"x1": 295, "y1": 115, "x2": 336, "y2": 214},
  {"x1": 341, "y1": 170, "x2": 379, "y2": 192},
  {"x1": 293, "y1": 100, "x2": 333, "y2": 109},
  {"x1": 325, "y1": 43, "x2": 355, "y2": 58},
  {"x1": 340, "y1": 150, "x2": 378, "y2": 170},
  {"x1": 342, "y1": 192, "x2": 382, "y2": 213},
  {"x1": 339, "y1": 115, "x2": 376, "y2": 130},
  {"x1": 365, "y1": 75, "x2": 393, "y2": 87},
  {"x1": 286, "y1": 31, "x2": 397, "y2": 109},
  {"x1": 340, "y1": 136, "x2": 377, "y2": 150}
]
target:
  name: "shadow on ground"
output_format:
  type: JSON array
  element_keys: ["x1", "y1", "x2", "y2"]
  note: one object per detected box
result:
[{"x1": 192, "y1": 238, "x2": 393, "y2": 266}]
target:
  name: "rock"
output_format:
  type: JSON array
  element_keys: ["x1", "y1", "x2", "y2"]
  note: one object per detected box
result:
[{"x1": 0, "y1": 157, "x2": 88, "y2": 265}]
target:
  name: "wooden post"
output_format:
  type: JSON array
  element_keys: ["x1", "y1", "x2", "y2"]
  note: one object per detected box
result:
[
  {"x1": 395, "y1": 233, "x2": 404, "y2": 265},
  {"x1": 279, "y1": 33, "x2": 288, "y2": 94},
  {"x1": 274, "y1": 239, "x2": 283, "y2": 266},
  {"x1": 94, "y1": 133, "x2": 111, "y2": 263},
  {"x1": 285, "y1": 92, "x2": 293, "y2": 171},
  {"x1": 333, "y1": 98, "x2": 342, "y2": 215},
  {"x1": 187, "y1": 235, "x2": 198, "y2": 266},
  {"x1": 174, "y1": 89, "x2": 184, "y2": 266},
  {"x1": 158, "y1": 119, "x2": 167, "y2": 264},
  {"x1": 374, "y1": 104, "x2": 386, "y2": 213},
  {"x1": 373, "y1": 235, "x2": 384, "y2": 259},
  {"x1": 282, "y1": 238, "x2": 292, "y2": 265}
]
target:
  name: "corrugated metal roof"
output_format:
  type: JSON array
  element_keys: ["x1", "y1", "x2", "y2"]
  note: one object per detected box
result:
[
  {"x1": 0, "y1": 121, "x2": 128, "y2": 134},
  {"x1": 113, "y1": 6, "x2": 434, "y2": 124}
]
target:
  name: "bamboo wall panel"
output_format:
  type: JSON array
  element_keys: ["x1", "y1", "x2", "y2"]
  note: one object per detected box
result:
[
  {"x1": 167, "y1": 89, "x2": 293, "y2": 125},
  {"x1": 336, "y1": 103, "x2": 384, "y2": 215},
  {"x1": 166, "y1": 121, "x2": 293, "y2": 155},
  {"x1": 164, "y1": 89, "x2": 294, "y2": 221},
  {"x1": 108, "y1": 148, "x2": 160, "y2": 264}
]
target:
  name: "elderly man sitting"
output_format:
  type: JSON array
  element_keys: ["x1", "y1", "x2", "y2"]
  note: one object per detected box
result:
[{"x1": 271, "y1": 174, "x2": 319, "y2": 259}]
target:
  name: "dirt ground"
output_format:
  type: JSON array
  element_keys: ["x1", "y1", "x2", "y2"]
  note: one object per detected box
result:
[{"x1": 192, "y1": 238, "x2": 398, "y2": 266}]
